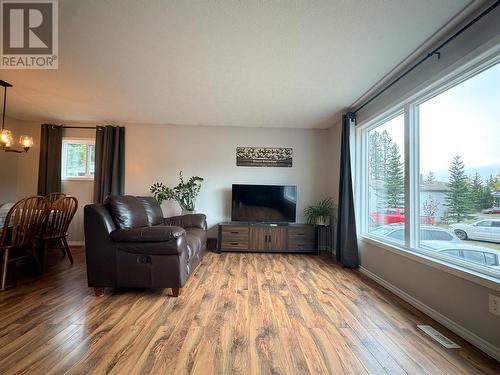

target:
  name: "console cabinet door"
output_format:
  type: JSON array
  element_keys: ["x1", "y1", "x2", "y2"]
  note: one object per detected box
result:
[
  {"x1": 249, "y1": 227, "x2": 267, "y2": 251},
  {"x1": 249, "y1": 227, "x2": 287, "y2": 251},
  {"x1": 268, "y1": 227, "x2": 287, "y2": 251}
]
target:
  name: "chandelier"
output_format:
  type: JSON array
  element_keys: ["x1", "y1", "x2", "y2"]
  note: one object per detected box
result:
[{"x1": 0, "y1": 80, "x2": 33, "y2": 153}]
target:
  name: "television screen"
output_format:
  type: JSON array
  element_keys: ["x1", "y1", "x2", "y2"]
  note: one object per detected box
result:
[{"x1": 231, "y1": 184, "x2": 297, "y2": 223}]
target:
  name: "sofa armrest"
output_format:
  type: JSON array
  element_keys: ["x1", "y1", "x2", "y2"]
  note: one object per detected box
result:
[
  {"x1": 164, "y1": 214, "x2": 207, "y2": 230},
  {"x1": 110, "y1": 225, "x2": 185, "y2": 242}
]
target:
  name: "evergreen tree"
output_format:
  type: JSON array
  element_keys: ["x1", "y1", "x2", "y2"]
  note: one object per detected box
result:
[
  {"x1": 445, "y1": 155, "x2": 473, "y2": 222},
  {"x1": 481, "y1": 175, "x2": 496, "y2": 208},
  {"x1": 384, "y1": 143, "x2": 404, "y2": 208},
  {"x1": 424, "y1": 171, "x2": 436, "y2": 183},
  {"x1": 494, "y1": 173, "x2": 500, "y2": 193},
  {"x1": 380, "y1": 130, "x2": 393, "y2": 179},
  {"x1": 369, "y1": 131, "x2": 383, "y2": 180},
  {"x1": 469, "y1": 172, "x2": 483, "y2": 211}
]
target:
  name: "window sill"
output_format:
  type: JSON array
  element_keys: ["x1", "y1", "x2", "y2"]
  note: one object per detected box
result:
[
  {"x1": 360, "y1": 235, "x2": 500, "y2": 292},
  {"x1": 62, "y1": 177, "x2": 94, "y2": 182}
]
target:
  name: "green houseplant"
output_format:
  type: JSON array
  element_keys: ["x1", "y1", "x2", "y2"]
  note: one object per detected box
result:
[
  {"x1": 304, "y1": 197, "x2": 336, "y2": 226},
  {"x1": 150, "y1": 171, "x2": 204, "y2": 213}
]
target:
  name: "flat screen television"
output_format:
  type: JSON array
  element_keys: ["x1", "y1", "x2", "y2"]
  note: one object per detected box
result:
[{"x1": 231, "y1": 184, "x2": 297, "y2": 223}]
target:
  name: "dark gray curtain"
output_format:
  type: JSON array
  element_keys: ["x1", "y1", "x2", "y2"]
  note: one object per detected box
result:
[
  {"x1": 336, "y1": 113, "x2": 359, "y2": 268},
  {"x1": 37, "y1": 124, "x2": 63, "y2": 196},
  {"x1": 93, "y1": 125, "x2": 125, "y2": 203}
]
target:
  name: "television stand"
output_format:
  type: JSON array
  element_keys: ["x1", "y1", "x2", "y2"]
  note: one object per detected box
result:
[{"x1": 217, "y1": 222, "x2": 317, "y2": 254}]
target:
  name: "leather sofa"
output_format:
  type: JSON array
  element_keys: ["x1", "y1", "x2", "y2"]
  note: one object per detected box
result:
[{"x1": 84, "y1": 195, "x2": 207, "y2": 297}]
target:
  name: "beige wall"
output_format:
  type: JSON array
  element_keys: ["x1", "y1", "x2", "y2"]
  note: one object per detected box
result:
[
  {"x1": 125, "y1": 123, "x2": 331, "y2": 236},
  {"x1": 359, "y1": 241, "x2": 500, "y2": 350},
  {"x1": 12, "y1": 121, "x2": 332, "y2": 239},
  {"x1": 0, "y1": 117, "x2": 21, "y2": 203}
]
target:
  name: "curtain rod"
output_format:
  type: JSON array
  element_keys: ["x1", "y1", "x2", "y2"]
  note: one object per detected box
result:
[
  {"x1": 352, "y1": 0, "x2": 500, "y2": 115},
  {"x1": 62, "y1": 126, "x2": 97, "y2": 129}
]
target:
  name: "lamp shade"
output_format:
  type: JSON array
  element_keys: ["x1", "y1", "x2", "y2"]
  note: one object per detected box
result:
[
  {"x1": 19, "y1": 135, "x2": 34, "y2": 149},
  {"x1": 0, "y1": 129, "x2": 13, "y2": 147}
]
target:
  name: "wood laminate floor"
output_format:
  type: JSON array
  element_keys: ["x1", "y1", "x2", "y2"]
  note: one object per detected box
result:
[{"x1": 0, "y1": 247, "x2": 498, "y2": 374}]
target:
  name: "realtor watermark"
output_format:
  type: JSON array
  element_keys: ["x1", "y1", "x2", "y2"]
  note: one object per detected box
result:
[{"x1": 1, "y1": 0, "x2": 58, "y2": 69}]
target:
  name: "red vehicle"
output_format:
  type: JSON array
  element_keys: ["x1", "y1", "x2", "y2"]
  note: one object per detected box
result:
[{"x1": 370, "y1": 208, "x2": 435, "y2": 225}]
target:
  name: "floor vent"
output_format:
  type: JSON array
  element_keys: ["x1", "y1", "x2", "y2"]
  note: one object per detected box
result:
[{"x1": 417, "y1": 325, "x2": 461, "y2": 349}]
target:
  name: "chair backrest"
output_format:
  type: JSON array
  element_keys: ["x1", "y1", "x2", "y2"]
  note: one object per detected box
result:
[
  {"x1": 0, "y1": 196, "x2": 49, "y2": 249},
  {"x1": 43, "y1": 196, "x2": 78, "y2": 239},
  {"x1": 45, "y1": 192, "x2": 66, "y2": 203}
]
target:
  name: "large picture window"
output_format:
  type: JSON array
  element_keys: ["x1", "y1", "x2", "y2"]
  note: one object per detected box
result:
[
  {"x1": 358, "y1": 58, "x2": 500, "y2": 280},
  {"x1": 367, "y1": 113, "x2": 405, "y2": 244}
]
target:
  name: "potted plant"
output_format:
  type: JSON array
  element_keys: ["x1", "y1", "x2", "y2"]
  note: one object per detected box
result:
[
  {"x1": 304, "y1": 197, "x2": 336, "y2": 226},
  {"x1": 150, "y1": 171, "x2": 204, "y2": 214}
]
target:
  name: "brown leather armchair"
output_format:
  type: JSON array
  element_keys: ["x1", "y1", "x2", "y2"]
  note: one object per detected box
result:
[{"x1": 84, "y1": 195, "x2": 207, "y2": 297}]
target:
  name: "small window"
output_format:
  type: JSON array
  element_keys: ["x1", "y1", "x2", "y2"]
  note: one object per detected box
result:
[
  {"x1": 62, "y1": 139, "x2": 95, "y2": 180},
  {"x1": 492, "y1": 221, "x2": 500, "y2": 228}
]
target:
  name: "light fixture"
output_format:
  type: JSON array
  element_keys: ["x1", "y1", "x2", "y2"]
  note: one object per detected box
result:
[{"x1": 0, "y1": 80, "x2": 33, "y2": 153}]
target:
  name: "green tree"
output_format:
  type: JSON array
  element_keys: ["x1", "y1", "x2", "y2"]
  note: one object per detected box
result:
[
  {"x1": 369, "y1": 131, "x2": 383, "y2": 180},
  {"x1": 494, "y1": 173, "x2": 500, "y2": 192},
  {"x1": 468, "y1": 172, "x2": 483, "y2": 211},
  {"x1": 380, "y1": 130, "x2": 393, "y2": 179},
  {"x1": 481, "y1": 175, "x2": 496, "y2": 208},
  {"x1": 445, "y1": 155, "x2": 473, "y2": 222},
  {"x1": 424, "y1": 171, "x2": 435, "y2": 183},
  {"x1": 384, "y1": 143, "x2": 404, "y2": 208}
]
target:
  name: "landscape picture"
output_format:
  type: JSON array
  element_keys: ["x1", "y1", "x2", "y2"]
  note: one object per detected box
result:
[{"x1": 236, "y1": 147, "x2": 293, "y2": 167}]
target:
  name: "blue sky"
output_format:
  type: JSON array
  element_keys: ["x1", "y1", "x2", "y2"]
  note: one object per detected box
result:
[{"x1": 374, "y1": 61, "x2": 499, "y2": 182}]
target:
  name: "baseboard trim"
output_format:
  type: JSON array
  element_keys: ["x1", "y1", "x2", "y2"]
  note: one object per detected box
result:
[
  {"x1": 359, "y1": 266, "x2": 500, "y2": 362},
  {"x1": 68, "y1": 241, "x2": 85, "y2": 246}
]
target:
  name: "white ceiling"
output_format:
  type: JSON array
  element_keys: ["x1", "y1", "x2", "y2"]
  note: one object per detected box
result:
[{"x1": 1, "y1": 0, "x2": 471, "y2": 129}]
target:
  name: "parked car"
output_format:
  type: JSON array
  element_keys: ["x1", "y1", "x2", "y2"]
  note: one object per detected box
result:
[
  {"x1": 370, "y1": 224, "x2": 459, "y2": 242},
  {"x1": 449, "y1": 219, "x2": 500, "y2": 243},
  {"x1": 369, "y1": 208, "x2": 435, "y2": 225},
  {"x1": 421, "y1": 240, "x2": 499, "y2": 270},
  {"x1": 482, "y1": 207, "x2": 500, "y2": 214}
]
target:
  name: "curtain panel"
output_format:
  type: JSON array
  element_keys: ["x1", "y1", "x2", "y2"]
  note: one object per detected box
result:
[
  {"x1": 37, "y1": 124, "x2": 63, "y2": 196},
  {"x1": 336, "y1": 113, "x2": 359, "y2": 268},
  {"x1": 93, "y1": 125, "x2": 125, "y2": 203}
]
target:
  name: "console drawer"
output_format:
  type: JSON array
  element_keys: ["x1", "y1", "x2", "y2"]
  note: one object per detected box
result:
[
  {"x1": 221, "y1": 240, "x2": 248, "y2": 250},
  {"x1": 222, "y1": 227, "x2": 249, "y2": 236}
]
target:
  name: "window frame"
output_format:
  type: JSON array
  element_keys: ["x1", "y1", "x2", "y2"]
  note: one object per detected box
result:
[
  {"x1": 61, "y1": 138, "x2": 96, "y2": 181},
  {"x1": 356, "y1": 50, "x2": 500, "y2": 286}
]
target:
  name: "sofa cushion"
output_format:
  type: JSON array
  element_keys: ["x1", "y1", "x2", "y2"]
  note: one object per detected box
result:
[
  {"x1": 136, "y1": 196, "x2": 164, "y2": 226},
  {"x1": 105, "y1": 195, "x2": 149, "y2": 229},
  {"x1": 164, "y1": 214, "x2": 207, "y2": 230},
  {"x1": 110, "y1": 225, "x2": 185, "y2": 242},
  {"x1": 115, "y1": 235, "x2": 187, "y2": 255}
]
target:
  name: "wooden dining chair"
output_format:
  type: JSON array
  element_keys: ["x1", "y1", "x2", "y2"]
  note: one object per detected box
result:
[
  {"x1": 45, "y1": 192, "x2": 66, "y2": 203},
  {"x1": 0, "y1": 196, "x2": 49, "y2": 291},
  {"x1": 39, "y1": 196, "x2": 78, "y2": 271}
]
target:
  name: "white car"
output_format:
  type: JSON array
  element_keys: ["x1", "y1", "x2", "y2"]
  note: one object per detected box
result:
[
  {"x1": 422, "y1": 240, "x2": 499, "y2": 270},
  {"x1": 450, "y1": 219, "x2": 500, "y2": 243},
  {"x1": 370, "y1": 224, "x2": 460, "y2": 243}
]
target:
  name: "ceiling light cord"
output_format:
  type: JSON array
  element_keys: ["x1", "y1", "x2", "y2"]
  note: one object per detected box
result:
[{"x1": 353, "y1": 0, "x2": 500, "y2": 115}]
